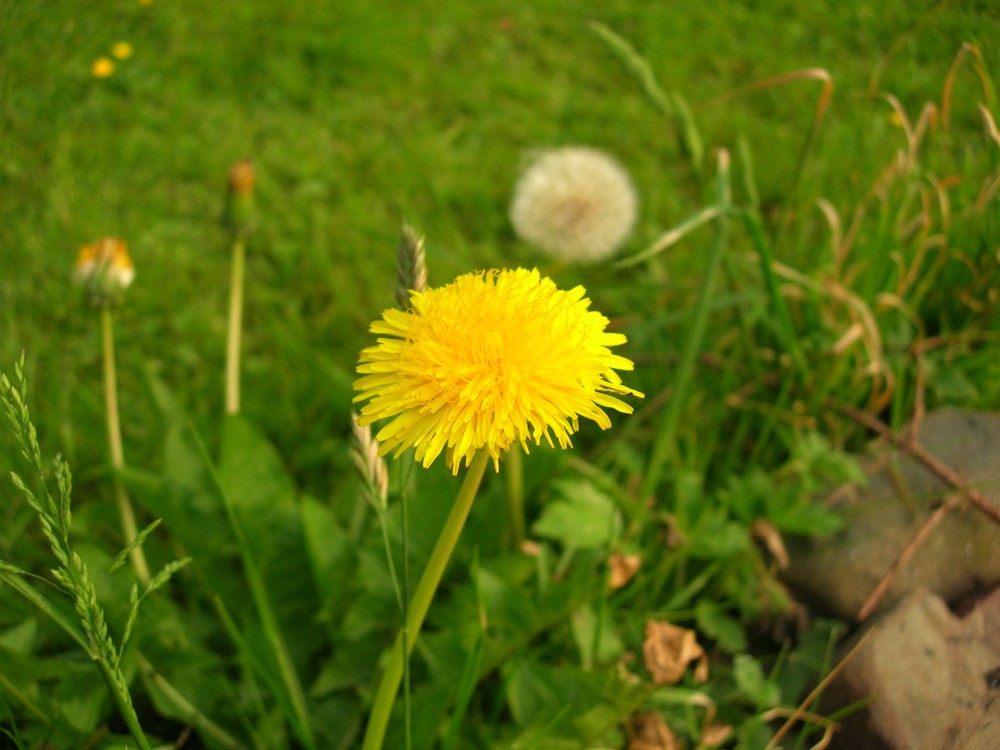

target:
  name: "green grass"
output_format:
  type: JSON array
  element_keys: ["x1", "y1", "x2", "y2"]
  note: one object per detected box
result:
[{"x1": 1, "y1": 0, "x2": 998, "y2": 748}]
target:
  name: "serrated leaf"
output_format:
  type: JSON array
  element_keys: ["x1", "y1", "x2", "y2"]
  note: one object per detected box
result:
[
  {"x1": 687, "y1": 508, "x2": 749, "y2": 559},
  {"x1": 571, "y1": 604, "x2": 624, "y2": 668},
  {"x1": 532, "y1": 480, "x2": 621, "y2": 549},
  {"x1": 695, "y1": 601, "x2": 747, "y2": 653},
  {"x1": 733, "y1": 654, "x2": 781, "y2": 709},
  {"x1": 0, "y1": 618, "x2": 37, "y2": 653},
  {"x1": 219, "y1": 414, "x2": 296, "y2": 514}
]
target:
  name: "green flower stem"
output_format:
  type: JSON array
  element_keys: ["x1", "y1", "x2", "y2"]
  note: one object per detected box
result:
[
  {"x1": 362, "y1": 451, "x2": 490, "y2": 750},
  {"x1": 101, "y1": 306, "x2": 150, "y2": 584},
  {"x1": 505, "y1": 444, "x2": 525, "y2": 546},
  {"x1": 641, "y1": 150, "x2": 732, "y2": 499},
  {"x1": 225, "y1": 235, "x2": 245, "y2": 416}
]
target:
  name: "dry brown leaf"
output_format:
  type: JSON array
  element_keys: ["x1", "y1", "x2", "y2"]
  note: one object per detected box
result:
[
  {"x1": 519, "y1": 540, "x2": 541, "y2": 557},
  {"x1": 609, "y1": 552, "x2": 641, "y2": 589},
  {"x1": 627, "y1": 711, "x2": 678, "y2": 750},
  {"x1": 642, "y1": 620, "x2": 709, "y2": 685},
  {"x1": 751, "y1": 518, "x2": 790, "y2": 569},
  {"x1": 700, "y1": 721, "x2": 734, "y2": 747}
]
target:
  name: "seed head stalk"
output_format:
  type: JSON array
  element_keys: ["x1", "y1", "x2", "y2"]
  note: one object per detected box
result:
[
  {"x1": 223, "y1": 160, "x2": 255, "y2": 416},
  {"x1": 101, "y1": 306, "x2": 150, "y2": 583},
  {"x1": 362, "y1": 451, "x2": 490, "y2": 750},
  {"x1": 225, "y1": 234, "x2": 245, "y2": 415}
]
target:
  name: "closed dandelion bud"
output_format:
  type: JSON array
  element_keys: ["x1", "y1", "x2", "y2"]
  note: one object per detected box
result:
[
  {"x1": 510, "y1": 146, "x2": 638, "y2": 263},
  {"x1": 223, "y1": 160, "x2": 256, "y2": 235},
  {"x1": 73, "y1": 237, "x2": 135, "y2": 307}
]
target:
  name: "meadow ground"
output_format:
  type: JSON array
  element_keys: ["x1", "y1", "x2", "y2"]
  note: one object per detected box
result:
[{"x1": 0, "y1": 1, "x2": 998, "y2": 748}]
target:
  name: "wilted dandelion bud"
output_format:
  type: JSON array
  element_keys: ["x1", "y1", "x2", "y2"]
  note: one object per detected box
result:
[
  {"x1": 223, "y1": 160, "x2": 256, "y2": 235},
  {"x1": 510, "y1": 146, "x2": 638, "y2": 263},
  {"x1": 73, "y1": 237, "x2": 135, "y2": 307}
]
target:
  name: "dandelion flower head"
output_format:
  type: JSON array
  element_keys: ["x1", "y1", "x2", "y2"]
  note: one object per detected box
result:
[
  {"x1": 354, "y1": 268, "x2": 643, "y2": 474},
  {"x1": 73, "y1": 237, "x2": 135, "y2": 305},
  {"x1": 112, "y1": 42, "x2": 134, "y2": 60},
  {"x1": 91, "y1": 57, "x2": 115, "y2": 78},
  {"x1": 510, "y1": 146, "x2": 638, "y2": 263}
]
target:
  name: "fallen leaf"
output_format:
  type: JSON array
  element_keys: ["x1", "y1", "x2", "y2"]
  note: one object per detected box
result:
[
  {"x1": 643, "y1": 620, "x2": 709, "y2": 685},
  {"x1": 751, "y1": 518, "x2": 790, "y2": 569},
  {"x1": 609, "y1": 552, "x2": 641, "y2": 589},
  {"x1": 627, "y1": 711, "x2": 678, "y2": 750},
  {"x1": 700, "y1": 721, "x2": 734, "y2": 747}
]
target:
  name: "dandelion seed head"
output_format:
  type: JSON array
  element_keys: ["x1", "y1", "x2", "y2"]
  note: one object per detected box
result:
[
  {"x1": 354, "y1": 268, "x2": 642, "y2": 474},
  {"x1": 510, "y1": 146, "x2": 638, "y2": 263}
]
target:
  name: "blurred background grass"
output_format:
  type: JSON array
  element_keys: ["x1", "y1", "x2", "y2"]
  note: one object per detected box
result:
[{"x1": 3, "y1": 0, "x2": 996, "y2": 499}]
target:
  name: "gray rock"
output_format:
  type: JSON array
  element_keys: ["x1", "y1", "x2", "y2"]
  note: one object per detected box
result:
[
  {"x1": 783, "y1": 409, "x2": 1000, "y2": 621},
  {"x1": 825, "y1": 586, "x2": 1000, "y2": 750}
]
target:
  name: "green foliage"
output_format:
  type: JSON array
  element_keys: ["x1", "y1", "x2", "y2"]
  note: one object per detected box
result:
[
  {"x1": 532, "y1": 479, "x2": 622, "y2": 549},
  {"x1": 1, "y1": 0, "x2": 998, "y2": 748}
]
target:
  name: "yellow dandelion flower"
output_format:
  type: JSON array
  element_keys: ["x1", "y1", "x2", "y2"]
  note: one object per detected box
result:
[
  {"x1": 354, "y1": 268, "x2": 643, "y2": 474},
  {"x1": 91, "y1": 57, "x2": 115, "y2": 78},
  {"x1": 112, "y1": 42, "x2": 134, "y2": 60},
  {"x1": 73, "y1": 237, "x2": 135, "y2": 305}
]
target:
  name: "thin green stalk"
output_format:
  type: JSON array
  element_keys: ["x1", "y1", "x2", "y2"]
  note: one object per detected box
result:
[
  {"x1": 505, "y1": 444, "x2": 524, "y2": 546},
  {"x1": 135, "y1": 652, "x2": 242, "y2": 750},
  {"x1": 641, "y1": 151, "x2": 732, "y2": 498},
  {"x1": 361, "y1": 451, "x2": 490, "y2": 750},
  {"x1": 92, "y1": 658, "x2": 151, "y2": 750},
  {"x1": 192, "y1": 430, "x2": 316, "y2": 750},
  {"x1": 225, "y1": 235, "x2": 246, "y2": 416},
  {"x1": 400, "y1": 488, "x2": 411, "y2": 750},
  {"x1": 101, "y1": 307, "x2": 150, "y2": 584},
  {"x1": 375, "y1": 495, "x2": 409, "y2": 748},
  {"x1": 741, "y1": 210, "x2": 804, "y2": 369}
]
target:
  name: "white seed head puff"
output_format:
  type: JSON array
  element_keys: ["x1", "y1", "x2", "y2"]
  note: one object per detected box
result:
[{"x1": 510, "y1": 146, "x2": 638, "y2": 263}]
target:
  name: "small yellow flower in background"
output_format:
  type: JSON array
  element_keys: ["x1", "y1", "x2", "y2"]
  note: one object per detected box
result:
[
  {"x1": 73, "y1": 237, "x2": 135, "y2": 306},
  {"x1": 91, "y1": 57, "x2": 115, "y2": 78},
  {"x1": 354, "y1": 267, "x2": 643, "y2": 474},
  {"x1": 138, "y1": 0, "x2": 154, "y2": 5},
  {"x1": 111, "y1": 42, "x2": 134, "y2": 60},
  {"x1": 510, "y1": 146, "x2": 638, "y2": 264}
]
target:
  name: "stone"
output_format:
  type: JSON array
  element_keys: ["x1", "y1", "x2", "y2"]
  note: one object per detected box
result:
[
  {"x1": 825, "y1": 587, "x2": 1000, "y2": 750},
  {"x1": 782, "y1": 409, "x2": 1000, "y2": 621}
]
